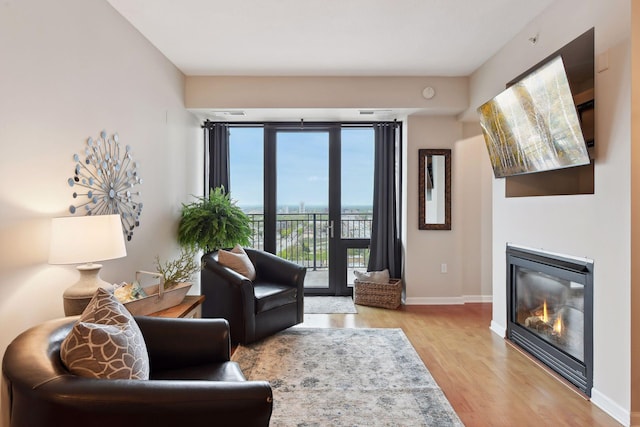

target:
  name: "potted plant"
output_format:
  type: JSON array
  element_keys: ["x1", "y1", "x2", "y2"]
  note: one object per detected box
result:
[
  {"x1": 177, "y1": 187, "x2": 252, "y2": 253},
  {"x1": 154, "y1": 248, "x2": 202, "y2": 290}
]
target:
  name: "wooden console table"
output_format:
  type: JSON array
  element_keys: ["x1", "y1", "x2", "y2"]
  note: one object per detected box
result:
[{"x1": 148, "y1": 295, "x2": 205, "y2": 318}]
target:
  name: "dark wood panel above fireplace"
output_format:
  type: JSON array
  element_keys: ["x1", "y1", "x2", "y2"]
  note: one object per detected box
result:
[{"x1": 505, "y1": 28, "x2": 595, "y2": 198}]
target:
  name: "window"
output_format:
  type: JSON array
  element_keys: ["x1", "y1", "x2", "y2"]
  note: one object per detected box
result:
[{"x1": 229, "y1": 127, "x2": 264, "y2": 249}]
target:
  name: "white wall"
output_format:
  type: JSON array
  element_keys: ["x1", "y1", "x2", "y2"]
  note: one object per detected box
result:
[
  {"x1": 186, "y1": 75, "x2": 469, "y2": 112},
  {"x1": 631, "y1": 2, "x2": 640, "y2": 423},
  {"x1": 0, "y1": 0, "x2": 201, "y2": 368},
  {"x1": 456, "y1": 135, "x2": 494, "y2": 300},
  {"x1": 405, "y1": 116, "x2": 462, "y2": 303},
  {"x1": 465, "y1": 0, "x2": 631, "y2": 423},
  {"x1": 404, "y1": 116, "x2": 492, "y2": 304}
]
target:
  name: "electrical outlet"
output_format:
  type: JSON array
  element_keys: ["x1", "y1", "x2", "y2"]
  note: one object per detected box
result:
[{"x1": 441, "y1": 263, "x2": 447, "y2": 273}]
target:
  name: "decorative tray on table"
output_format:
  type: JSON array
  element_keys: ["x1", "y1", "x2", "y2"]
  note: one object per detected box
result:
[{"x1": 118, "y1": 270, "x2": 191, "y2": 316}]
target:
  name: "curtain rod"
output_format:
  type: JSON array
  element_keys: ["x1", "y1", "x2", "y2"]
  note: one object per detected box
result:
[{"x1": 201, "y1": 120, "x2": 401, "y2": 129}]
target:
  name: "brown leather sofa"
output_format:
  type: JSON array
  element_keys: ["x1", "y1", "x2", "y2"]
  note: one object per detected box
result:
[
  {"x1": 1, "y1": 316, "x2": 272, "y2": 427},
  {"x1": 201, "y1": 248, "x2": 306, "y2": 344}
]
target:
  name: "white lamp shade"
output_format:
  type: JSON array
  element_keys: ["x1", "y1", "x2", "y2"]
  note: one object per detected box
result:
[{"x1": 49, "y1": 214, "x2": 127, "y2": 265}]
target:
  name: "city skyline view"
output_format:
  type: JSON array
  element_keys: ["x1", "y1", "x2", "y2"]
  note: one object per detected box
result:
[{"x1": 228, "y1": 127, "x2": 375, "y2": 211}]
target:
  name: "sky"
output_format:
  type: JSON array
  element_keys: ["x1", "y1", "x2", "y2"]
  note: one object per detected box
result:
[{"x1": 228, "y1": 127, "x2": 374, "y2": 209}]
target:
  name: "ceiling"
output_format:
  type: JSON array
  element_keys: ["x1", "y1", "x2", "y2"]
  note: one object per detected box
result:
[{"x1": 106, "y1": 0, "x2": 556, "y2": 120}]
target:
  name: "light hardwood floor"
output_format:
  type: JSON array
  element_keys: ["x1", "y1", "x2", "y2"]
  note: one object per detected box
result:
[{"x1": 299, "y1": 303, "x2": 622, "y2": 427}]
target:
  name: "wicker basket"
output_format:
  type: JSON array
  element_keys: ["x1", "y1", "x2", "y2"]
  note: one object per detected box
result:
[{"x1": 353, "y1": 278, "x2": 402, "y2": 309}]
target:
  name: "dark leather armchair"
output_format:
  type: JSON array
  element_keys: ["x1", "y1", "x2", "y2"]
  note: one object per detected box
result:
[
  {"x1": 1, "y1": 316, "x2": 272, "y2": 427},
  {"x1": 201, "y1": 248, "x2": 306, "y2": 344}
]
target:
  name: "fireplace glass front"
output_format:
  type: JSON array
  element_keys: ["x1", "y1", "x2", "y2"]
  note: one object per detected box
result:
[
  {"x1": 514, "y1": 267, "x2": 584, "y2": 361},
  {"x1": 507, "y1": 245, "x2": 593, "y2": 396}
]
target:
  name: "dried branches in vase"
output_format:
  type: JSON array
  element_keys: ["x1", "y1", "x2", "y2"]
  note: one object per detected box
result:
[{"x1": 154, "y1": 249, "x2": 202, "y2": 290}]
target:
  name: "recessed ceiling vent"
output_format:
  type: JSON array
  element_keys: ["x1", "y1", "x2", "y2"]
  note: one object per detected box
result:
[
  {"x1": 359, "y1": 109, "x2": 392, "y2": 115},
  {"x1": 210, "y1": 111, "x2": 246, "y2": 117}
]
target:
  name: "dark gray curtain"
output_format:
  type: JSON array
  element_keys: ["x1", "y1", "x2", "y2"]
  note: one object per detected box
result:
[
  {"x1": 368, "y1": 122, "x2": 401, "y2": 278},
  {"x1": 207, "y1": 122, "x2": 230, "y2": 193}
]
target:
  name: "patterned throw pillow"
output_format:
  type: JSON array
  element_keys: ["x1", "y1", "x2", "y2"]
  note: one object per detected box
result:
[
  {"x1": 60, "y1": 288, "x2": 150, "y2": 380},
  {"x1": 218, "y1": 244, "x2": 257, "y2": 280}
]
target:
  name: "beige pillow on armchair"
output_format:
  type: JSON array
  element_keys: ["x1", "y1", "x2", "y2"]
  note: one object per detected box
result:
[{"x1": 218, "y1": 244, "x2": 257, "y2": 280}]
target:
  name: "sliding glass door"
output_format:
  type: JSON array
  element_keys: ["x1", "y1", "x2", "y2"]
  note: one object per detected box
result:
[
  {"x1": 340, "y1": 128, "x2": 374, "y2": 290},
  {"x1": 273, "y1": 129, "x2": 333, "y2": 293},
  {"x1": 228, "y1": 124, "x2": 375, "y2": 296}
]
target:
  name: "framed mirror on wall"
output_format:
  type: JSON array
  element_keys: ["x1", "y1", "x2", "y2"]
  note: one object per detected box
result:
[{"x1": 419, "y1": 149, "x2": 451, "y2": 230}]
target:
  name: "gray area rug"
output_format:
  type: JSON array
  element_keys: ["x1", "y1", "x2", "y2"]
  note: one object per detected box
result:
[
  {"x1": 232, "y1": 328, "x2": 463, "y2": 426},
  {"x1": 304, "y1": 296, "x2": 358, "y2": 314}
]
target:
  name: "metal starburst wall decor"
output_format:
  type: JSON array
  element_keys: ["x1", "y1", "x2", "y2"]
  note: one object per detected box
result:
[{"x1": 68, "y1": 130, "x2": 143, "y2": 241}]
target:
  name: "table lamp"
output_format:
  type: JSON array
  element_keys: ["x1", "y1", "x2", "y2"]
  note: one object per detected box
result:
[{"x1": 49, "y1": 214, "x2": 127, "y2": 315}]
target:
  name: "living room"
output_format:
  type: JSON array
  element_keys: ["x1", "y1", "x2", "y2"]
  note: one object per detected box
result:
[{"x1": 1, "y1": 0, "x2": 637, "y2": 425}]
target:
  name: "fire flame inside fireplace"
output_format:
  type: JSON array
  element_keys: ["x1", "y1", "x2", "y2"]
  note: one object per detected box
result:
[
  {"x1": 523, "y1": 300, "x2": 565, "y2": 339},
  {"x1": 541, "y1": 300, "x2": 564, "y2": 336},
  {"x1": 554, "y1": 316, "x2": 563, "y2": 336}
]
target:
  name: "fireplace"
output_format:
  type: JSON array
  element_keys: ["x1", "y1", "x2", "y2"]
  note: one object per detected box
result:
[{"x1": 506, "y1": 245, "x2": 593, "y2": 396}]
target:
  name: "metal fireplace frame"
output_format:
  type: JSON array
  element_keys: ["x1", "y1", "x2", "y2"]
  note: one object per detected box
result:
[{"x1": 506, "y1": 244, "x2": 593, "y2": 396}]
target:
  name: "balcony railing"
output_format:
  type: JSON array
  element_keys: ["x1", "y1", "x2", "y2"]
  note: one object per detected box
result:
[{"x1": 246, "y1": 212, "x2": 371, "y2": 270}]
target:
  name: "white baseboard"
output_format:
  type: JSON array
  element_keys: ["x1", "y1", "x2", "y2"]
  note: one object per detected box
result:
[
  {"x1": 490, "y1": 320, "x2": 506, "y2": 338},
  {"x1": 591, "y1": 388, "x2": 630, "y2": 426},
  {"x1": 463, "y1": 294, "x2": 493, "y2": 303},
  {"x1": 405, "y1": 295, "x2": 492, "y2": 305},
  {"x1": 405, "y1": 296, "x2": 464, "y2": 305}
]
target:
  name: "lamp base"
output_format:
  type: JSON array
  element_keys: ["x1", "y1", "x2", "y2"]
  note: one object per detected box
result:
[{"x1": 63, "y1": 263, "x2": 112, "y2": 316}]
